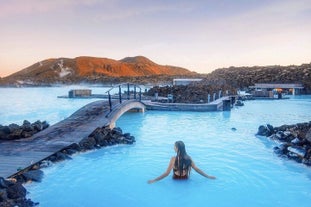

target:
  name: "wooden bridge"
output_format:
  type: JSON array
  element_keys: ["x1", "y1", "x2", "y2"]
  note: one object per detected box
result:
[
  {"x1": 0, "y1": 84, "x2": 145, "y2": 178},
  {"x1": 0, "y1": 83, "x2": 234, "y2": 178}
]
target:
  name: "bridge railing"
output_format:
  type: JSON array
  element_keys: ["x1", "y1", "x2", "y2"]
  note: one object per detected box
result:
[{"x1": 106, "y1": 83, "x2": 142, "y2": 111}]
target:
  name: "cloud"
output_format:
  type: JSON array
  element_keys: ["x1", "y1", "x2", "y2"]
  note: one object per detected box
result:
[
  {"x1": 229, "y1": 0, "x2": 311, "y2": 29},
  {"x1": 0, "y1": 0, "x2": 104, "y2": 18},
  {"x1": 195, "y1": 0, "x2": 311, "y2": 44},
  {"x1": 90, "y1": 1, "x2": 195, "y2": 22}
]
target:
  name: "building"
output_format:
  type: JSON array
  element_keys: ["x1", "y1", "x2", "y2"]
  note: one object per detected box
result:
[
  {"x1": 249, "y1": 83, "x2": 304, "y2": 96},
  {"x1": 68, "y1": 89, "x2": 92, "y2": 98}
]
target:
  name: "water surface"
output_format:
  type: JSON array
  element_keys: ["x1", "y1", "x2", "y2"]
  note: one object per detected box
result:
[{"x1": 1, "y1": 88, "x2": 310, "y2": 207}]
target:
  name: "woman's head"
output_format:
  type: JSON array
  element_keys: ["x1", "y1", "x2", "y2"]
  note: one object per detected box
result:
[
  {"x1": 174, "y1": 141, "x2": 192, "y2": 176},
  {"x1": 175, "y1": 141, "x2": 186, "y2": 156}
]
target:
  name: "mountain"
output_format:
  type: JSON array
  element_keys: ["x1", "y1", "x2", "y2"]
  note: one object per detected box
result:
[
  {"x1": 0, "y1": 56, "x2": 196, "y2": 86},
  {"x1": 1, "y1": 56, "x2": 310, "y2": 93}
]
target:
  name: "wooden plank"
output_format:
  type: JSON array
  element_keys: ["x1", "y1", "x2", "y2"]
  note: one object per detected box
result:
[
  {"x1": 0, "y1": 151, "x2": 51, "y2": 178},
  {"x1": 0, "y1": 100, "x2": 113, "y2": 178},
  {"x1": 0, "y1": 99, "x2": 142, "y2": 178}
]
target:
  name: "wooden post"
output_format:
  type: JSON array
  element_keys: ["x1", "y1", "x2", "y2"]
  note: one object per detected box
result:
[
  {"x1": 119, "y1": 85, "x2": 122, "y2": 103},
  {"x1": 108, "y1": 91, "x2": 112, "y2": 112},
  {"x1": 139, "y1": 88, "x2": 142, "y2": 101},
  {"x1": 127, "y1": 83, "x2": 130, "y2": 100}
]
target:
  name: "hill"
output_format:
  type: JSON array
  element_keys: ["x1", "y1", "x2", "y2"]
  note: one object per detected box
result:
[
  {"x1": 203, "y1": 63, "x2": 311, "y2": 93},
  {"x1": 0, "y1": 56, "x2": 196, "y2": 86},
  {"x1": 146, "y1": 63, "x2": 311, "y2": 102},
  {"x1": 1, "y1": 57, "x2": 310, "y2": 93}
]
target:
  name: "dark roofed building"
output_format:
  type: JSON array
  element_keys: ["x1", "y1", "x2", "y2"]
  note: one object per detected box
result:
[{"x1": 249, "y1": 83, "x2": 304, "y2": 97}]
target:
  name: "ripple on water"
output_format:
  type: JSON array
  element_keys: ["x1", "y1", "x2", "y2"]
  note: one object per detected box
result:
[{"x1": 2, "y1": 91, "x2": 308, "y2": 207}]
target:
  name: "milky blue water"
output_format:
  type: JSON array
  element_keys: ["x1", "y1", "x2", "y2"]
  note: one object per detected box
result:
[{"x1": 1, "y1": 87, "x2": 311, "y2": 207}]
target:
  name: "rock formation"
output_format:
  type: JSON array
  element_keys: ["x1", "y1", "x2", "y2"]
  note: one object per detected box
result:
[
  {"x1": 145, "y1": 82, "x2": 237, "y2": 103},
  {"x1": 257, "y1": 122, "x2": 311, "y2": 166},
  {"x1": 0, "y1": 176, "x2": 39, "y2": 207},
  {"x1": 203, "y1": 63, "x2": 311, "y2": 93},
  {"x1": 0, "y1": 120, "x2": 49, "y2": 140}
]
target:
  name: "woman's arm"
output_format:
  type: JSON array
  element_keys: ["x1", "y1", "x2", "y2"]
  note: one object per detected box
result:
[
  {"x1": 191, "y1": 161, "x2": 216, "y2": 179},
  {"x1": 148, "y1": 157, "x2": 175, "y2": 184}
]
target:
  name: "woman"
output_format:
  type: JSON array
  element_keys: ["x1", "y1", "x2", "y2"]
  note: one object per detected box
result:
[{"x1": 148, "y1": 141, "x2": 216, "y2": 184}]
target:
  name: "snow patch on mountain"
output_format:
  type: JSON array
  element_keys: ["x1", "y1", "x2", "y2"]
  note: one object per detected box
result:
[
  {"x1": 57, "y1": 59, "x2": 72, "y2": 78},
  {"x1": 16, "y1": 80, "x2": 34, "y2": 85}
]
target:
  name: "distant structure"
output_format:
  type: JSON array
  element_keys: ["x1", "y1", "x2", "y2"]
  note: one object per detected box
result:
[
  {"x1": 173, "y1": 78, "x2": 202, "y2": 86},
  {"x1": 68, "y1": 89, "x2": 92, "y2": 98},
  {"x1": 249, "y1": 83, "x2": 304, "y2": 97}
]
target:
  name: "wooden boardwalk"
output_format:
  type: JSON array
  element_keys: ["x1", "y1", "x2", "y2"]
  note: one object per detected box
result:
[
  {"x1": 143, "y1": 96, "x2": 231, "y2": 111},
  {"x1": 0, "y1": 99, "x2": 131, "y2": 178},
  {"x1": 0, "y1": 96, "x2": 231, "y2": 178}
]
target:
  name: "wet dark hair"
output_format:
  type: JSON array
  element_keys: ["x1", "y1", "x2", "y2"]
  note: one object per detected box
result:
[{"x1": 174, "y1": 141, "x2": 192, "y2": 176}]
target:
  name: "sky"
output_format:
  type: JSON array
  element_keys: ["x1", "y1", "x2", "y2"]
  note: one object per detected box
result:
[{"x1": 0, "y1": 0, "x2": 311, "y2": 77}]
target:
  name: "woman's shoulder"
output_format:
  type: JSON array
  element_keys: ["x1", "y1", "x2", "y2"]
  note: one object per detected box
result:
[{"x1": 169, "y1": 156, "x2": 176, "y2": 166}]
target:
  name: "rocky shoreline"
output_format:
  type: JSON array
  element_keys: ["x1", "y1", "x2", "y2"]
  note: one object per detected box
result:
[
  {"x1": 256, "y1": 121, "x2": 311, "y2": 166},
  {"x1": 0, "y1": 120, "x2": 49, "y2": 140},
  {"x1": 0, "y1": 125, "x2": 135, "y2": 207}
]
